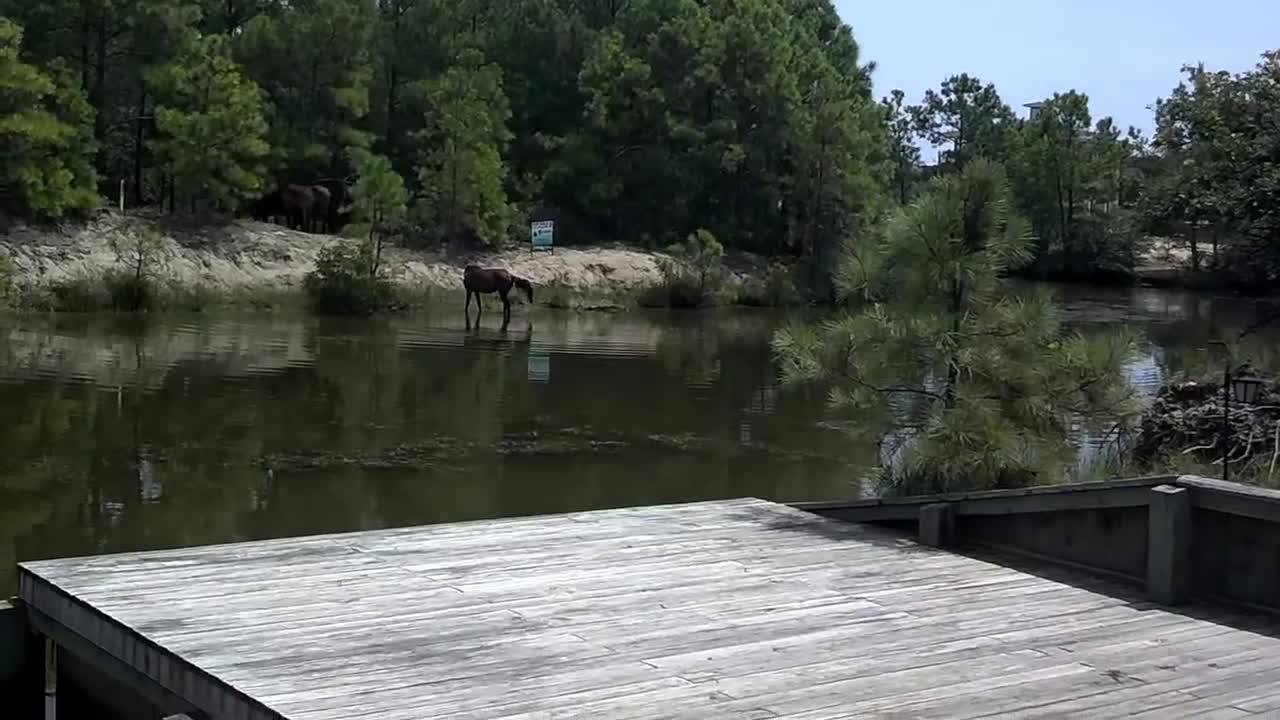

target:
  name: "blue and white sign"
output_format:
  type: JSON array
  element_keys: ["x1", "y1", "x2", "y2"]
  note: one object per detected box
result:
[{"x1": 531, "y1": 220, "x2": 554, "y2": 251}]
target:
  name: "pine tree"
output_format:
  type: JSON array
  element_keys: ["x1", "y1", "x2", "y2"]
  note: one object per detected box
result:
[
  {"x1": 349, "y1": 148, "x2": 407, "y2": 276},
  {"x1": 0, "y1": 18, "x2": 99, "y2": 219},
  {"x1": 772, "y1": 159, "x2": 1139, "y2": 495},
  {"x1": 148, "y1": 33, "x2": 270, "y2": 212},
  {"x1": 234, "y1": 0, "x2": 374, "y2": 180},
  {"x1": 911, "y1": 74, "x2": 1014, "y2": 170},
  {"x1": 413, "y1": 50, "x2": 513, "y2": 247}
]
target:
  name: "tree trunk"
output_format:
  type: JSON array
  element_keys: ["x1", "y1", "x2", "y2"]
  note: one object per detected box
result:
[
  {"x1": 93, "y1": 10, "x2": 108, "y2": 148},
  {"x1": 133, "y1": 84, "x2": 146, "y2": 206},
  {"x1": 1189, "y1": 223, "x2": 1200, "y2": 272},
  {"x1": 385, "y1": 1, "x2": 403, "y2": 150},
  {"x1": 1055, "y1": 149, "x2": 1069, "y2": 274},
  {"x1": 1066, "y1": 183, "x2": 1076, "y2": 272},
  {"x1": 371, "y1": 212, "x2": 384, "y2": 277},
  {"x1": 945, "y1": 268, "x2": 962, "y2": 409},
  {"x1": 80, "y1": 7, "x2": 91, "y2": 92},
  {"x1": 899, "y1": 162, "x2": 908, "y2": 205},
  {"x1": 1211, "y1": 222, "x2": 1220, "y2": 268},
  {"x1": 448, "y1": 145, "x2": 459, "y2": 243},
  {"x1": 386, "y1": 66, "x2": 399, "y2": 149}
]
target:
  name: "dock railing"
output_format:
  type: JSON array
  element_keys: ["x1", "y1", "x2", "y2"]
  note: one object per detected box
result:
[{"x1": 794, "y1": 474, "x2": 1280, "y2": 613}]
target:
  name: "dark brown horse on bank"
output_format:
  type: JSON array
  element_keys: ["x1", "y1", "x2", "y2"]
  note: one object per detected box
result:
[
  {"x1": 463, "y1": 265, "x2": 534, "y2": 322},
  {"x1": 246, "y1": 179, "x2": 349, "y2": 234}
]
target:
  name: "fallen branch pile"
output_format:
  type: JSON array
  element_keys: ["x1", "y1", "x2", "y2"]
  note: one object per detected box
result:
[{"x1": 1135, "y1": 380, "x2": 1280, "y2": 477}]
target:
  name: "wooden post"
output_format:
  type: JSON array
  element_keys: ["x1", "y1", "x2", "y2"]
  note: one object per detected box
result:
[
  {"x1": 1147, "y1": 484, "x2": 1193, "y2": 605},
  {"x1": 919, "y1": 503, "x2": 954, "y2": 548},
  {"x1": 43, "y1": 637, "x2": 56, "y2": 720}
]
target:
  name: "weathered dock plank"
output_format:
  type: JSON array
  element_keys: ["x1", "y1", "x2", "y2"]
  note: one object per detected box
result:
[{"x1": 18, "y1": 497, "x2": 1280, "y2": 719}]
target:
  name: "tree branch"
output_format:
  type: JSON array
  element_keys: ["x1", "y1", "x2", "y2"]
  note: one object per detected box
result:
[{"x1": 840, "y1": 369, "x2": 945, "y2": 401}]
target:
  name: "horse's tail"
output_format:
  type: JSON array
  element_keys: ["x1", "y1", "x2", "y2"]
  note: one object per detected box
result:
[{"x1": 512, "y1": 275, "x2": 534, "y2": 304}]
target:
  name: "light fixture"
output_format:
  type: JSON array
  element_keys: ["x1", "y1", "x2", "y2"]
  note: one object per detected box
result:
[{"x1": 1231, "y1": 369, "x2": 1265, "y2": 405}]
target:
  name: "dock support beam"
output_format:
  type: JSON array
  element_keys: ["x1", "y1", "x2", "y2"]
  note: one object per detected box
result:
[
  {"x1": 919, "y1": 503, "x2": 955, "y2": 548},
  {"x1": 1147, "y1": 484, "x2": 1193, "y2": 605},
  {"x1": 43, "y1": 637, "x2": 56, "y2": 720}
]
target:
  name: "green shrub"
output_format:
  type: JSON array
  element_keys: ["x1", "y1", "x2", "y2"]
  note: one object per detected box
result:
[
  {"x1": 48, "y1": 272, "x2": 109, "y2": 311},
  {"x1": 304, "y1": 240, "x2": 399, "y2": 315},
  {"x1": 104, "y1": 268, "x2": 157, "y2": 311},
  {"x1": 107, "y1": 230, "x2": 166, "y2": 311},
  {"x1": 653, "y1": 228, "x2": 725, "y2": 309},
  {"x1": 163, "y1": 281, "x2": 219, "y2": 312},
  {"x1": 0, "y1": 254, "x2": 16, "y2": 309},
  {"x1": 733, "y1": 263, "x2": 802, "y2": 307}
]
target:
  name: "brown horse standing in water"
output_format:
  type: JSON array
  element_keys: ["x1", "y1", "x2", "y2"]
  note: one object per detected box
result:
[{"x1": 463, "y1": 265, "x2": 534, "y2": 322}]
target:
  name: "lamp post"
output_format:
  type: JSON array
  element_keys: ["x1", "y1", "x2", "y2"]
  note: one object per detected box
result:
[{"x1": 1221, "y1": 363, "x2": 1264, "y2": 484}]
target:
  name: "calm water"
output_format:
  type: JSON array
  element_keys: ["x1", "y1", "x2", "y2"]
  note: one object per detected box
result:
[{"x1": 0, "y1": 284, "x2": 1275, "y2": 594}]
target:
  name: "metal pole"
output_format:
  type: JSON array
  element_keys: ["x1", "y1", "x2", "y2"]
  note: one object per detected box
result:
[
  {"x1": 44, "y1": 637, "x2": 56, "y2": 720},
  {"x1": 1223, "y1": 363, "x2": 1232, "y2": 484}
]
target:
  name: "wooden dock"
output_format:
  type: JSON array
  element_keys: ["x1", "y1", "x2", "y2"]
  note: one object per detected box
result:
[{"x1": 18, "y1": 497, "x2": 1280, "y2": 719}]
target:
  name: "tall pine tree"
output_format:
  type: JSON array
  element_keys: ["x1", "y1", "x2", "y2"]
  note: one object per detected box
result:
[
  {"x1": 148, "y1": 33, "x2": 270, "y2": 212},
  {"x1": 0, "y1": 18, "x2": 99, "y2": 219},
  {"x1": 773, "y1": 159, "x2": 1138, "y2": 494}
]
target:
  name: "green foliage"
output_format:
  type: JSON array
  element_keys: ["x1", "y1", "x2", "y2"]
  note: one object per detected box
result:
[
  {"x1": 654, "y1": 229, "x2": 726, "y2": 309},
  {"x1": 149, "y1": 33, "x2": 270, "y2": 212},
  {"x1": 773, "y1": 159, "x2": 1140, "y2": 495},
  {"x1": 882, "y1": 90, "x2": 921, "y2": 204},
  {"x1": 734, "y1": 262, "x2": 802, "y2": 307},
  {"x1": 304, "y1": 241, "x2": 398, "y2": 315},
  {"x1": 234, "y1": 0, "x2": 374, "y2": 179},
  {"x1": 1004, "y1": 91, "x2": 1142, "y2": 279},
  {"x1": 1144, "y1": 53, "x2": 1280, "y2": 286},
  {"x1": 0, "y1": 18, "x2": 98, "y2": 219},
  {"x1": 45, "y1": 272, "x2": 111, "y2": 312},
  {"x1": 13, "y1": 0, "x2": 1276, "y2": 302},
  {"x1": 412, "y1": 53, "x2": 513, "y2": 247},
  {"x1": 1, "y1": 0, "x2": 887, "y2": 273},
  {"x1": 108, "y1": 229, "x2": 167, "y2": 311},
  {"x1": 911, "y1": 74, "x2": 1014, "y2": 169},
  {"x1": 348, "y1": 148, "x2": 408, "y2": 275},
  {"x1": 0, "y1": 254, "x2": 17, "y2": 309}
]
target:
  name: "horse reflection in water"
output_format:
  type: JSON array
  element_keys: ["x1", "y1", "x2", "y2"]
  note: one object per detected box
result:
[{"x1": 463, "y1": 265, "x2": 534, "y2": 325}]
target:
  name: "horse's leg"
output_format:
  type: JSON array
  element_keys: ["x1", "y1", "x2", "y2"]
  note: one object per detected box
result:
[{"x1": 500, "y1": 288, "x2": 511, "y2": 323}]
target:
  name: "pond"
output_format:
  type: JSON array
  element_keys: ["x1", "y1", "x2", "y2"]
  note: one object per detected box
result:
[{"x1": 0, "y1": 283, "x2": 1275, "y2": 595}]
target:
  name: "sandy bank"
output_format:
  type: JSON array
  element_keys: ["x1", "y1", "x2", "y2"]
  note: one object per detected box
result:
[{"x1": 0, "y1": 210, "x2": 754, "y2": 300}]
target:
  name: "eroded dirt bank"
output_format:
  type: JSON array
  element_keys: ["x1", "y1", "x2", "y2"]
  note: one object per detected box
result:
[{"x1": 0, "y1": 210, "x2": 698, "y2": 298}]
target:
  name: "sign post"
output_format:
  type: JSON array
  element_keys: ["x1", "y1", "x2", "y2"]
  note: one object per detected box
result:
[{"x1": 531, "y1": 220, "x2": 554, "y2": 253}]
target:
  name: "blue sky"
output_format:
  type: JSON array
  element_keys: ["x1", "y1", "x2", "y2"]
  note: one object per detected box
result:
[{"x1": 835, "y1": 1, "x2": 1278, "y2": 146}]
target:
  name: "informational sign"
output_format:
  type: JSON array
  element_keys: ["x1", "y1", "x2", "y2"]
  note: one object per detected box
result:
[{"x1": 531, "y1": 220, "x2": 554, "y2": 251}]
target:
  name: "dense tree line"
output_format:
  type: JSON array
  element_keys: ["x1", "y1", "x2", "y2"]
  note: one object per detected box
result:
[
  {"x1": 2, "y1": 1, "x2": 1279, "y2": 289},
  {"x1": 892, "y1": 56, "x2": 1280, "y2": 288},
  {"x1": 0, "y1": 0, "x2": 884, "y2": 287}
]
